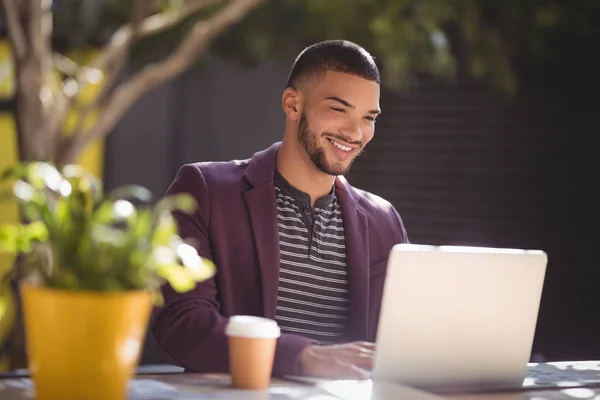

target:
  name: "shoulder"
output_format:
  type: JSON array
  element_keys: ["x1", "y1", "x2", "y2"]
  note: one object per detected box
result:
[
  {"x1": 351, "y1": 186, "x2": 396, "y2": 219},
  {"x1": 341, "y1": 179, "x2": 409, "y2": 243},
  {"x1": 173, "y1": 158, "x2": 250, "y2": 186},
  {"x1": 166, "y1": 158, "x2": 251, "y2": 198},
  {"x1": 183, "y1": 157, "x2": 250, "y2": 179},
  {"x1": 169, "y1": 142, "x2": 280, "y2": 193}
]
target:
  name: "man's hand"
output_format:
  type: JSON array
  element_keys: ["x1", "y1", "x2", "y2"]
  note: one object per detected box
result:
[{"x1": 298, "y1": 341, "x2": 375, "y2": 380}]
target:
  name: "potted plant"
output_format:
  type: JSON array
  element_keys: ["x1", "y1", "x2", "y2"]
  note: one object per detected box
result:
[{"x1": 0, "y1": 161, "x2": 215, "y2": 400}]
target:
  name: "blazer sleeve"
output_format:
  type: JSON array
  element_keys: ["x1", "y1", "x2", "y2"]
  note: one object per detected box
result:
[
  {"x1": 391, "y1": 206, "x2": 409, "y2": 244},
  {"x1": 150, "y1": 164, "x2": 313, "y2": 376}
]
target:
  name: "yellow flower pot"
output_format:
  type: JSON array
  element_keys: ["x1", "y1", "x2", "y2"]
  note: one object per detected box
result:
[{"x1": 21, "y1": 284, "x2": 152, "y2": 400}]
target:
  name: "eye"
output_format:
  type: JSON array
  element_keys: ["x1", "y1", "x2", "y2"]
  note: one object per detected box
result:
[
  {"x1": 365, "y1": 116, "x2": 377, "y2": 123},
  {"x1": 331, "y1": 107, "x2": 345, "y2": 113}
]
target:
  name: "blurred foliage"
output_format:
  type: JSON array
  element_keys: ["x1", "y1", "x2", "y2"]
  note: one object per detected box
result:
[
  {"x1": 48, "y1": 0, "x2": 600, "y2": 94},
  {"x1": 0, "y1": 162, "x2": 215, "y2": 299},
  {"x1": 0, "y1": 160, "x2": 216, "y2": 363}
]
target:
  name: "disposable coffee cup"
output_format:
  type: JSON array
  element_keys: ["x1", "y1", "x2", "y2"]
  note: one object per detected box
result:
[{"x1": 225, "y1": 315, "x2": 281, "y2": 390}]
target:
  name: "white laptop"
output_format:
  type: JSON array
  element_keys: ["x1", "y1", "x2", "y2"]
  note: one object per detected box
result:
[{"x1": 372, "y1": 243, "x2": 548, "y2": 394}]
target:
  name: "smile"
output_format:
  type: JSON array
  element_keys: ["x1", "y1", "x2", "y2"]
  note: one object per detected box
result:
[{"x1": 327, "y1": 138, "x2": 354, "y2": 152}]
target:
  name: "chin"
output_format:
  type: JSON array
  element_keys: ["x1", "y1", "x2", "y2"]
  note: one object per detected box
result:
[{"x1": 322, "y1": 160, "x2": 352, "y2": 176}]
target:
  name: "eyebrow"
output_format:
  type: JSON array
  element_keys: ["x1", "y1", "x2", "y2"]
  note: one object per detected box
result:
[{"x1": 326, "y1": 96, "x2": 380, "y2": 115}]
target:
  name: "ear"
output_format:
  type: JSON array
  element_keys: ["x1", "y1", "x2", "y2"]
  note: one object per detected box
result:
[{"x1": 282, "y1": 87, "x2": 302, "y2": 120}]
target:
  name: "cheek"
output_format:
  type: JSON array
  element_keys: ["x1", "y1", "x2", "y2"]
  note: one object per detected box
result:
[
  {"x1": 307, "y1": 111, "x2": 334, "y2": 134},
  {"x1": 362, "y1": 124, "x2": 375, "y2": 144}
]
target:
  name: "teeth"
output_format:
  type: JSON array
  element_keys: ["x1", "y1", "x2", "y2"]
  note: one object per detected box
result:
[{"x1": 330, "y1": 139, "x2": 352, "y2": 152}]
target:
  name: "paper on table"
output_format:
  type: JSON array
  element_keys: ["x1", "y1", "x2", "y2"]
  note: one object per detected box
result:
[
  {"x1": 2, "y1": 363, "x2": 185, "y2": 378},
  {"x1": 3, "y1": 377, "x2": 339, "y2": 400},
  {"x1": 195, "y1": 388, "x2": 339, "y2": 399},
  {"x1": 524, "y1": 361, "x2": 600, "y2": 388},
  {"x1": 4, "y1": 378, "x2": 183, "y2": 400},
  {"x1": 315, "y1": 379, "x2": 445, "y2": 400}
]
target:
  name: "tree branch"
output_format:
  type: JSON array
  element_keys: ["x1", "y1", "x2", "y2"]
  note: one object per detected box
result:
[
  {"x1": 131, "y1": 0, "x2": 149, "y2": 40},
  {"x1": 68, "y1": 0, "x2": 149, "y2": 137},
  {"x1": 30, "y1": 0, "x2": 62, "y2": 159},
  {"x1": 52, "y1": 0, "x2": 148, "y2": 147},
  {"x1": 68, "y1": 55, "x2": 126, "y2": 141},
  {"x1": 1, "y1": 0, "x2": 28, "y2": 61},
  {"x1": 131, "y1": 0, "x2": 144, "y2": 33},
  {"x1": 50, "y1": 0, "x2": 228, "y2": 164},
  {"x1": 26, "y1": 0, "x2": 42, "y2": 60},
  {"x1": 56, "y1": 0, "x2": 263, "y2": 167},
  {"x1": 91, "y1": 0, "x2": 228, "y2": 78}
]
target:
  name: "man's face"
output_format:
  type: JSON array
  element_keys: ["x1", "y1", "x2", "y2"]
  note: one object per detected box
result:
[{"x1": 296, "y1": 71, "x2": 380, "y2": 176}]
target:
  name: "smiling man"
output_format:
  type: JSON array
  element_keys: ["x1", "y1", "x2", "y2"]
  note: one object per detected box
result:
[{"x1": 151, "y1": 40, "x2": 409, "y2": 380}]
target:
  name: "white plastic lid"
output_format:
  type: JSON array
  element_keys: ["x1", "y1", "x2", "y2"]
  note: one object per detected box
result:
[{"x1": 225, "y1": 316, "x2": 281, "y2": 339}]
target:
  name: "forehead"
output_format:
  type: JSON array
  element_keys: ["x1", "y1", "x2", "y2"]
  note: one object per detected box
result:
[{"x1": 307, "y1": 71, "x2": 380, "y2": 109}]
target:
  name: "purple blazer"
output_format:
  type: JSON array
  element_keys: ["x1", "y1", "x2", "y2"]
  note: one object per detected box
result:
[{"x1": 150, "y1": 142, "x2": 409, "y2": 376}]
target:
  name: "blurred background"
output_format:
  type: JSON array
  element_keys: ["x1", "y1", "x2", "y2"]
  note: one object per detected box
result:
[{"x1": 0, "y1": 0, "x2": 598, "y2": 365}]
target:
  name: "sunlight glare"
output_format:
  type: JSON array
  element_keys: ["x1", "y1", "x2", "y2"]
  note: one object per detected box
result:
[
  {"x1": 177, "y1": 243, "x2": 201, "y2": 270},
  {"x1": 560, "y1": 388, "x2": 596, "y2": 398},
  {"x1": 113, "y1": 200, "x2": 134, "y2": 219}
]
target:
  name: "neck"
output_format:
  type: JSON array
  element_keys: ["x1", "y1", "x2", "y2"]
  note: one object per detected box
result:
[{"x1": 277, "y1": 138, "x2": 336, "y2": 207}]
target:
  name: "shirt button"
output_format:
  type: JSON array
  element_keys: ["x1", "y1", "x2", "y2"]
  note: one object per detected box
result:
[{"x1": 304, "y1": 206, "x2": 311, "y2": 215}]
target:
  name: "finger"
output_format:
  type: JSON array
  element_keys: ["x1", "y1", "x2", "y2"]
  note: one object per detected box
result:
[
  {"x1": 352, "y1": 341, "x2": 376, "y2": 352},
  {"x1": 335, "y1": 348, "x2": 375, "y2": 369},
  {"x1": 336, "y1": 347, "x2": 373, "y2": 360},
  {"x1": 332, "y1": 357, "x2": 371, "y2": 380},
  {"x1": 353, "y1": 353, "x2": 375, "y2": 370},
  {"x1": 340, "y1": 344, "x2": 375, "y2": 358}
]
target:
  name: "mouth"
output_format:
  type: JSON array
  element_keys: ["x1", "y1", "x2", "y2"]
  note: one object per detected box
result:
[{"x1": 326, "y1": 137, "x2": 357, "y2": 152}]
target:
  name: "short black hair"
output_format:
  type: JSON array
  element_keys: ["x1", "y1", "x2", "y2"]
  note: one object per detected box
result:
[{"x1": 286, "y1": 40, "x2": 380, "y2": 89}]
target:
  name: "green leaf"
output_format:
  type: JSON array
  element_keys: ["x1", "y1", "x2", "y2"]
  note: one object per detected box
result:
[
  {"x1": 0, "y1": 163, "x2": 28, "y2": 182},
  {"x1": 185, "y1": 257, "x2": 215, "y2": 282},
  {"x1": 108, "y1": 185, "x2": 153, "y2": 203},
  {"x1": 151, "y1": 289, "x2": 164, "y2": 306},
  {"x1": 62, "y1": 164, "x2": 103, "y2": 203},
  {"x1": 0, "y1": 224, "x2": 19, "y2": 254},
  {"x1": 55, "y1": 196, "x2": 71, "y2": 226},
  {"x1": 154, "y1": 243, "x2": 215, "y2": 292},
  {"x1": 92, "y1": 200, "x2": 139, "y2": 230},
  {"x1": 156, "y1": 193, "x2": 197, "y2": 215},
  {"x1": 132, "y1": 210, "x2": 153, "y2": 239},
  {"x1": 90, "y1": 224, "x2": 128, "y2": 247},
  {"x1": 92, "y1": 201, "x2": 117, "y2": 224},
  {"x1": 29, "y1": 163, "x2": 64, "y2": 192},
  {"x1": 175, "y1": 243, "x2": 215, "y2": 281},
  {"x1": 24, "y1": 222, "x2": 49, "y2": 242},
  {"x1": 152, "y1": 214, "x2": 178, "y2": 247},
  {"x1": 156, "y1": 264, "x2": 197, "y2": 292}
]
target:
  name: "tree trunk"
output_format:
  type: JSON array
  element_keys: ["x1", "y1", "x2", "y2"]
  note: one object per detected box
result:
[
  {"x1": 14, "y1": 0, "x2": 53, "y2": 161},
  {"x1": 1, "y1": 0, "x2": 53, "y2": 368},
  {"x1": 15, "y1": 59, "x2": 46, "y2": 161}
]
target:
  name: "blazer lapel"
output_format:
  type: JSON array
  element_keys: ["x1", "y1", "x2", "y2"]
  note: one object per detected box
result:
[
  {"x1": 336, "y1": 177, "x2": 370, "y2": 340},
  {"x1": 243, "y1": 184, "x2": 280, "y2": 319},
  {"x1": 243, "y1": 142, "x2": 282, "y2": 319}
]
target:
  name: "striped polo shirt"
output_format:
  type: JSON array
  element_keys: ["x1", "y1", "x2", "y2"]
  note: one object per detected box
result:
[{"x1": 273, "y1": 171, "x2": 349, "y2": 344}]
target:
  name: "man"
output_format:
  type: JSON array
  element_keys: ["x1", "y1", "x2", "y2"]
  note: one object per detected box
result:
[{"x1": 151, "y1": 40, "x2": 409, "y2": 379}]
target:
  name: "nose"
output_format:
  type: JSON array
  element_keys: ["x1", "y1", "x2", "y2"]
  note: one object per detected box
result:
[{"x1": 339, "y1": 119, "x2": 363, "y2": 144}]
